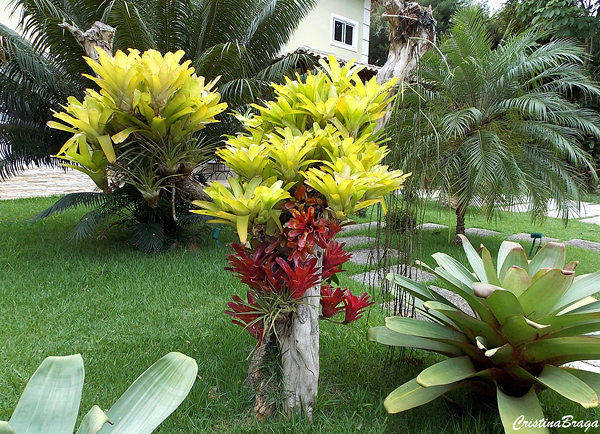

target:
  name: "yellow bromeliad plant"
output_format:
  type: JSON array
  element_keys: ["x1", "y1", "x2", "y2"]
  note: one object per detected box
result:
[
  {"x1": 194, "y1": 56, "x2": 409, "y2": 240},
  {"x1": 49, "y1": 48, "x2": 227, "y2": 204},
  {"x1": 192, "y1": 55, "x2": 409, "y2": 418}
]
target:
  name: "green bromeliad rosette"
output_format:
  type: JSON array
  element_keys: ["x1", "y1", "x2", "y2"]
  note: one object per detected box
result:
[
  {"x1": 193, "y1": 56, "x2": 409, "y2": 419},
  {"x1": 369, "y1": 235, "x2": 600, "y2": 433}
]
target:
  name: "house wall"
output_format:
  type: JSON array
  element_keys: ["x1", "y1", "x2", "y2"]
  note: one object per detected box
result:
[{"x1": 283, "y1": 0, "x2": 370, "y2": 63}]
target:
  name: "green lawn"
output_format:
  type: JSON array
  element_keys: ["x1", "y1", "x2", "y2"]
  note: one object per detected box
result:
[{"x1": 2, "y1": 196, "x2": 600, "y2": 433}]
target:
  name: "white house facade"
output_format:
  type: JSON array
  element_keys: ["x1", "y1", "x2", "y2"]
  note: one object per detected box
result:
[{"x1": 283, "y1": 0, "x2": 371, "y2": 63}]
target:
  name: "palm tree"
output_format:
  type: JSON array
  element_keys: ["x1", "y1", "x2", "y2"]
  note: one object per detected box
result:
[
  {"x1": 0, "y1": 0, "x2": 317, "y2": 179},
  {"x1": 389, "y1": 7, "x2": 600, "y2": 241}
]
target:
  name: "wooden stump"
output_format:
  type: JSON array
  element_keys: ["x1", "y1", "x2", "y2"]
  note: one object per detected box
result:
[{"x1": 279, "y1": 247, "x2": 323, "y2": 421}]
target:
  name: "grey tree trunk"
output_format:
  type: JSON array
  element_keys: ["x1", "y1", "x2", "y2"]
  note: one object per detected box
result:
[
  {"x1": 376, "y1": 1, "x2": 437, "y2": 85},
  {"x1": 279, "y1": 247, "x2": 323, "y2": 421},
  {"x1": 58, "y1": 21, "x2": 115, "y2": 60}
]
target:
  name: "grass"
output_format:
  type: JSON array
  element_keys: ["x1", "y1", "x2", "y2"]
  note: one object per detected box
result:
[{"x1": 2, "y1": 196, "x2": 600, "y2": 433}]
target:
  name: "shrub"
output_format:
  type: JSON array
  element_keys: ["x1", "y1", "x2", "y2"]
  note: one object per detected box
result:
[{"x1": 369, "y1": 236, "x2": 600, "y2": 433}]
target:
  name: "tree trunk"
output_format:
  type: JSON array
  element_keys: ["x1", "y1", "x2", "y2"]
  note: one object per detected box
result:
[
  {"x1": 454, "y1": 206, "x2": 466, "y2": 244},
  {"x1": 279, "y1": 247, "x2": 323, "y2": 421},
  {"x1": 58, "y1": 21, "x2": 115, "y2": 60},
  {"x1": 376, "y1": 1, "x2": 436, "y2": 129},
  {"x1": 376, "y1": 1, "x2": 437, "y2": 85}
]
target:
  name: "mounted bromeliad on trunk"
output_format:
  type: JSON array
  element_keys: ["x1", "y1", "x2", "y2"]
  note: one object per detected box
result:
[{"x1": 193, "y1": 56, "x2": 409, "y2": 420}]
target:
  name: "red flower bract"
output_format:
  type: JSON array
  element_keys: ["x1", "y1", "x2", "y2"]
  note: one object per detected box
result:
[
  {"x1": 320, "y1": 285, "x2": 345, "y2": 317},
  {"x1": 343, "y1": 289, "x2": 375, "y2": 324},
  {"x1": 275, "y1": 257, "x2": 320, "y2": 300},
  {"x1": 224, "y1": 292, "x2": 265, "y2": 342},
  {"x1": 321, "y1": 240, "x2": 351, "y2": 280},
  {"x1": 226, "y1": 243, "x2": 283, "y2": 293},
  {"x1": 285, "y1": 207, "x2": 342, "y2": 261}
]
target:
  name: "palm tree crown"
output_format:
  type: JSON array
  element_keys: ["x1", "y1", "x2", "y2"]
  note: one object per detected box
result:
[
  {"x1": 390, "y1": 7, "x2": 600, "y2": 238},
  {"x1": 0, "y1": 0, "x2": 317, "y2": 179}
]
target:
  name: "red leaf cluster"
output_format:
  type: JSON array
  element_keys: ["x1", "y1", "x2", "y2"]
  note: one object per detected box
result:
[
  {"x1": 224, "y1": 292, "x2": 264, "y2": 342},
  {"x1": 320, "y1": 285, "x2": 375, "y2": 324},
  {"x1": 322, "y1": 240, "x2": 352, "y2": 280},
  {"x1": 227, "y1": 243, "x2": 320, "y2": 300},
  {"x1": 285, "y1": 207, "x2": 341, "y2": 261}
]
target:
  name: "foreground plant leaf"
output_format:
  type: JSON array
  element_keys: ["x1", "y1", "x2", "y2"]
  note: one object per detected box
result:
[
  {"x1": 102, "y1": 352, "x2": 198, "y2": 433},
  {"x1": 497, "y1": 387, "x2": 548, "y2": 434},
  {"x1": 370, "y1": 234, "x2": 600, "y2": 433},
  {"x1": 385, "y1": 379, "x2": 457, "y2": 413},
  {"x1": 9, "y1": 355, "x2": 84, "y2": 434}
]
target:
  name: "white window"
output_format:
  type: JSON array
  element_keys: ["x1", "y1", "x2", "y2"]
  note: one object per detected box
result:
[{"x1": 330, "y1": 14, "x2": 358, "y2": 51}]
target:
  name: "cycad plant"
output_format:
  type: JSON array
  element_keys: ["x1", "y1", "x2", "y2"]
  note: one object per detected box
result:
[
  {"x1": 369, "y1": 236, "x2": 600, "y2": 433},
  {"x1": 0, "y1": 0, "x2": 318, "y2": 179},
  {"x1": 388, "y1": 7, "x2": 600, "y2": 240}
]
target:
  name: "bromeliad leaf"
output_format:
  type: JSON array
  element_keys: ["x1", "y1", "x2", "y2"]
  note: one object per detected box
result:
[
  {"x1": 497, "y1": 388, "x2": 548, "y2": 434},
  {"x1": 384, "y1": 379, "x2": 458, "y2": 414}
]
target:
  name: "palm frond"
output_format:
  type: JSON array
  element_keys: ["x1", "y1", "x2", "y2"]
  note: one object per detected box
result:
[
  {"x1": 244, "y1": 0, "x2": 318, "y2": 69},
  {"x1": 68, "y1": 205, "x2": 116, "y2": 241},
  {"x1": 192, "y1": 41, "x2": 251, "y2": 82},
  {"x1": 108, "y1": 0, "x2": 155, "y2": 52},
  {"x1": 30, "y1": 192, "x2": 108, "y2": 221},
  {"x1": 189, "y1": 0, "x2": 255, "y2": 56},
  {"x1": 129, "y1": 222, "x2": 169, "y2": 253}
]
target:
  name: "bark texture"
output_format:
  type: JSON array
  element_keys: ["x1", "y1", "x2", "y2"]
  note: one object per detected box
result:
[
  {"x1": 376, "y1": 1, "x2": 437, "y2": 85},
  {"x1": 279, "y1": 247, "x2": 323, "y2": 421},
  {"x1": 454, "y1": 207, "x2": 466, "y2": 244},
  {"x1": 59, "y1": 21, "x2": 115, "y2": 60},
  {"x1": 248, "y1": 328, "x2": 276, "y2": 421}
]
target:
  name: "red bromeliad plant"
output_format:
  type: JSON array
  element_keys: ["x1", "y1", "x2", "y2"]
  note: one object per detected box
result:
[{"x1": 193, "y1": 57, "x2": 409, "y2": 419}]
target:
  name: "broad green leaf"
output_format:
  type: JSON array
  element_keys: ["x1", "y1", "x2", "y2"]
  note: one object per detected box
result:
[
  {"x1": 484, "y1": 343, "x2": 514, "y2": 364},
  {"x1": 551, "y1": 271, "x2": 600, "y2": 314},
  {"x1": 497, "y1": 387, "x2": 548, "y2": 433},
  {"x1": 565, "y1": 299, "x2": 600, "y2": 315},
  {"x1": 0, "y1": 422, "x2": 15, "y2": 434},
  {"x1": 536, "y1": 365, "x2": 598, "y2": 408},
  {"x1": 544, "y1": 321, "x2": 600, "y2": 338},
  {"x1": 417, "y1": 356, "x2": 477, "y2": 386},
  {"x1": 501, "y1": 315, "x2": 544, "y2": 346},
  {"x1": 559, "y1": 297, "x2": 600, "y2": 315},
  {"x1": 518, "y1": 269, "x2": 574, "y2": 320},
  {"x1": 481, "y1": 246, "x2": 501, "y2": 286},
  {"x1": 426, "y1": 301, "x2": 505, "y2": 347},
  {"x1": 76, "y1": 405, "x2": 111, "y2": 434},
  {"x1": 385, "y1": 317, "x2": 468, "y2": 343},
  {"x1": 367, "y1": 326, "x2": 464, "y2": 357},
  {"x1": 100, "y1": 352, "x2": 197, "y2": 433},
  {"x1": 536, "y1": 311, "x2": 600, "y2": 328},
  {"x1": 501, "y1": 266, "x2": 531, "y2": 297},
  {"x1": 524, "y1": 336, "x2": 600, "y2": 365},
  {"x1": 431, "y1": 268, "x2": 496, "y2": 324},
  {"x1": 384, "y1": 378, "x2": 456, "y2": 413},
  {"x1": 96, "y1": 134, "x2": 116, "y2": 164},
  {"x1": 9, "y1": 354, "x2": 84, "y2": 434},
  {"x1": 564, "y1": 369, "x2": 600, "y2": 397},
  {"x1": 235, "y1": 214, "x2": 250, "y2": 244},
  {"x1": 432, "y1": 252, "x2": 477, "y2": 287},
  {"x1": 497, "y1": 242, "x2": 529, "y2": 280},
  {"x1": 414, "y1": 297, "x2": 457, "y2": 327},
  {"x1": 528, "y1": 242, "x2": 566, "y2": 276},
  {"x1": 485, "y1": 289, "x2": 523, "y2": 324},
  {"x1": 458, "y1": 234, "x2": 487, "y2": 282},
  {"x1": 386, "y1": 273, "x2": 455, "y2": 306}
]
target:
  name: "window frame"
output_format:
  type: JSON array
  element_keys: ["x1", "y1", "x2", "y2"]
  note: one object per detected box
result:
[{"x1": 330, "y1": 13, "x2": 358, "y2": 52}]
